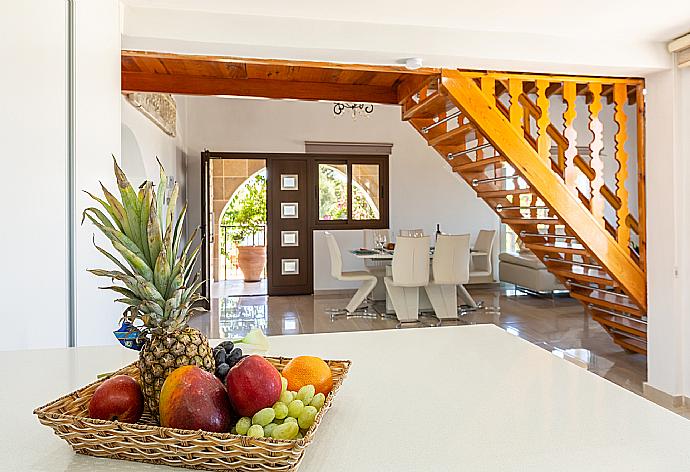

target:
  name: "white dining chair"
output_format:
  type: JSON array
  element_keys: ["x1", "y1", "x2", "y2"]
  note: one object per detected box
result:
[
  {"x1": 363, "y1": 229, "x2": 391, "y2": 301},
  {"x1": 325, "y1": 232, "x2": 377, "y2": 318},
  {"x1": 384, "y1": 235, "x2": 430, "y2": 326},
  {"x1": 425, "y1": 234, "x2": 470, "y2": 320},
  {"x1": 470, "y1": 230, "x2": 495, "y2": 274},
  {"x1": 399, "y1": 228, "x2": 425, "y2": 237},
  {"x1": 461, "y1": 229, "x2": 496, "y2": 309}
]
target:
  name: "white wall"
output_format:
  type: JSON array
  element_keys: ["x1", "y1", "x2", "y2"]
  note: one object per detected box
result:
[
  {"x1": 183, "y1": 97, "x2": 499, "y2": 290},
  {"x1": 680, "y1": 67, "x2": 690, "y2": 396},
  {"x1": 645, "y1": 67, "x2": 688, "y2": 397},
  {"x1": 0, "y1": 1, "x2": 68, "y2": 350},
  {"x1": 121, "y1": 94, "x2": 188, "y2": 200},
  {"x1": 1, "y1": 0, "x2": 122, "y2": 350},
  {"x1": 121, "y1": 6, "x2": 671, "y2": 77},
  {"x1": 74, "y1": 0, "x2": 123, "y2": 347}
]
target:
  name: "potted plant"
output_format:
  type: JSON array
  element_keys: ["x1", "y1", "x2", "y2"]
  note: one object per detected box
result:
[{"x1": 223, "y1": 174, "x2": 267, "y2": 282}]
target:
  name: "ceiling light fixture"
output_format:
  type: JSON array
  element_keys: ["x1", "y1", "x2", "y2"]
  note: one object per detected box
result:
[
  {"x1": 404, "y1": 57, "x2": 423, "y2": 70},
  {"x1": 333, "y1": 102, "x2": 374, "y2": 120}
]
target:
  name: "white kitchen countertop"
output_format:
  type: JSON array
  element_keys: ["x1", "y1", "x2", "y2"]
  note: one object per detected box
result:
[{"x1": 3, "y1": 324, "x2": 690, "y2": 471}]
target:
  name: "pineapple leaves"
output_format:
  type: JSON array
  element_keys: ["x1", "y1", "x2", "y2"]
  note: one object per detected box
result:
[
  {"x1": 100, "y1": 182, "x2": 133, "y2": 240},
  {"x1": 88, "y1": 269, "x2": 147, "y2": 300},
  {"x1": 147, "y1": 199, "x2": 163, "y2": 268},
  {"x1": 166, "y1": 183, "x2": 179, "y2": 240},
  {"x1": 183, "y1": 243, "x2": 201, "y2": 284},
  {"x1": 171, "y1": 203, "x2": 187, "y2": 260},
  {"x1": 133, "y1": 274, "x2": 166, "y2": 307},
  {"x1": 82, "y1": 207, "x2": 115, "y2": 230},
  {"x1": 154, "y1": 243, "x2": 172, "y2": 300},
  {"x1": 82, "y1": 213, "x2": 152, "y2": 280},
  {"x1": 156, "y1": 159, "x2": 167, "y2": 230},
  {"x1": 84, "y1": 190, "x2": 124, "y2": 232},
  {"x1": 100, "y1": 285, "x2": 140, "y2": 300},
  {"x1": 111, "y1": 239, "x2": 154, "y2": 282},
  {"x1": 85, "y1": 157, "x2": 207, "y2": 332},
  {"x1": 91, "y1": 237, "x2": 134, "y2": 277},
  {"x1": 113, "y1": 157, "x2": 143, "y2": 250},
  {"x1": 139, "y1": 182, "x2": 153, "y2": 267}
]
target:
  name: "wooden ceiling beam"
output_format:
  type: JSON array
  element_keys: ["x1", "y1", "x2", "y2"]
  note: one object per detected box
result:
[
  {"x1": 121, "y1": 50, "x2": 440, "y2": 76},
  {"x1": 122, "y1": 72, "x2": 400, "y2": 104}
]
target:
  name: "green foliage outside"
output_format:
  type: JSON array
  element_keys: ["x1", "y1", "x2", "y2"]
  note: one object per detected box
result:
[
  {"x1": 221, "y1": 174, "x2": 267, "y2": 245},
  {"x1": 318, "y1": 166, "x2": 347, "y2": 220},
  {"x1": 318, "y1": 165, "x2": 378, "y2": 220}
]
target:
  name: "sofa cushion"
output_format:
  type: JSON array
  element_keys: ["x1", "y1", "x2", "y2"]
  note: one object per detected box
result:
[{"x1": 498, "y1": 252, "x2": 547, "y2": 270}]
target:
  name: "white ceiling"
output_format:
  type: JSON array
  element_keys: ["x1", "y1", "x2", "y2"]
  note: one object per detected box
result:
[{"x1": 121, "y1": 0, "x2": 690, "y2": 42}]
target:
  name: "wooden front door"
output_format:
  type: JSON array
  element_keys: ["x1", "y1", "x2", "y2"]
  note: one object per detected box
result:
[{"x1": 267, "y1": 157, "x2": 313, "y2": 296}]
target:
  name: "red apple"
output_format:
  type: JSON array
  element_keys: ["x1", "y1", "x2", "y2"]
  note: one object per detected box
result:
[
  {"x1": 159, "y1": 365, "x2": 234, "y2": 433},
  {"x1": 88, "y1": 375, "x2": 144, "y2": 423},
  {"x1": 225, "y1": 355, "x2": 281, "y2": 417}
]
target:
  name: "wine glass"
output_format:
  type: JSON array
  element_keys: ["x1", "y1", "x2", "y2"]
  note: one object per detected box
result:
[{"x1": 374, "y1": 233, "x2": 383, "y2": 250}]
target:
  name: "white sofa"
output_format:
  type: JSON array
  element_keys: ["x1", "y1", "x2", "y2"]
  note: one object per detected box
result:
[{"x1": 498, "y1": 251, "x2": 565, "y2": 294}]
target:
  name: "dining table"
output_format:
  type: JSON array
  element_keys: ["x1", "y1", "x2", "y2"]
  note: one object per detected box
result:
[
  {"x1": 6, "y1": 325, "x2": 690, "y2": 471},
  {"x1": 350, "y1": 247, "x2": 484, "y2": 311}
]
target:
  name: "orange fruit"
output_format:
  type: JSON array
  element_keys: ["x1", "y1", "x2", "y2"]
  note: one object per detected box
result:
[{"x1": 281, "y1": 356, "x2": 333, "y2": 395}]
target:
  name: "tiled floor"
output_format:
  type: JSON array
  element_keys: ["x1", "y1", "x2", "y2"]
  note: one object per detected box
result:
[
  {"x1": 212, "y1": 279, "x2": 268, "y2": 297},
  {"x1": 190, "y1": 283, "x2": 649, "y2": 397}
]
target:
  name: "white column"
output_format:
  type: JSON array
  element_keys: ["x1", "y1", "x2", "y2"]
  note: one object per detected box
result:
[
  {"x1": 73, "y1": 0, "x2": 123, "y2": 346},
  {"x1": 645, "y1": 67, "x2": 689, "y2": 397},
  {"x1": 680, "y1": 67, "x2": 690, "y2": 396}
]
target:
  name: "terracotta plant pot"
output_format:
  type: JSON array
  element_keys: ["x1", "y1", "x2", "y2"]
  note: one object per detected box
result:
[{"x1": 237, "y1": 246, "x2": 266, "y2": 282}]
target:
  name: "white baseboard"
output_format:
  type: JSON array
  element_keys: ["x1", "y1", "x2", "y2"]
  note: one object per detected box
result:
[{"x1": 643, "y1": 382, "x2": 687, "y2": 408}]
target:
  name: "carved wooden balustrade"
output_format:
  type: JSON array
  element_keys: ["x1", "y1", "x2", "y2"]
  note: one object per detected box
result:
[{"x1": 400, "y1": 70, "x2": 648, "y2": 354}]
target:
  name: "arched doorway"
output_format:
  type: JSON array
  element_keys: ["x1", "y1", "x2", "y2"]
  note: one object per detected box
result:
[
  {"x1": 218, "y1": 168, "x2": 267, "y2": 282},
  {"x1": 208, "y1": 158, "x2": 267, "y2": 297}
]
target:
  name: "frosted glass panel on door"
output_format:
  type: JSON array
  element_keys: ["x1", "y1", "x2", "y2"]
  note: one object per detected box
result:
[
  {"x1": 281, "y1": 258, "x2": 299, "y2": 275},
  {"x1": 281, "y1": 174, "x2": 298, "y2": 190},
  {"x1": 281, "y1": 202, "x2": 298, "y2": 218},
  {"x1": 281, "y1": 231, "x2": 299, "y2": 247}
]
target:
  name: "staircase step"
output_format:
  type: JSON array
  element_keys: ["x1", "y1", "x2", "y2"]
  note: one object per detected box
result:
[
  {"x1": 403, "y1": 92, "x2": 453, "y2": 120},
  {"x1": 502, "y1": 218, "x2": 562, "y2": 226},
  {"x1": 428, "y1": 123, "x2": 475, "y2": 147},
  {"x1": 569, "y1": 289, "x2": 642, "y2": 317},
  {"x1": 591, "y1": 310, "x2": 646, "y2": 338},
  {"x1": 452, "y1": 156, "x2": 505, "y2": 172},
  {"x1": 477, "y1": 188, "x2": 533, "y2": 198},
  {"x1": 611, "y1": 333, "x2": 647, "y2": 355},
  {"x1": 526, "y1": 242, "x2": 588, "y2": 256},
  {"x1": 550, "y1": 267, "x2": 614, "y2": 286}
]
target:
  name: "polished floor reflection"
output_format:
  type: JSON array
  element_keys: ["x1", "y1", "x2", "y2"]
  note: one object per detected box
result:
[{"x1": 190, "y1": 284, "x2": 647, "y2": 397}]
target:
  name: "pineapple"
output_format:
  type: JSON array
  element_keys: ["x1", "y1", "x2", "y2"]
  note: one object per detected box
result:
[{"x1": 83, "y1": 157, "x2": 213, "y2": 420}]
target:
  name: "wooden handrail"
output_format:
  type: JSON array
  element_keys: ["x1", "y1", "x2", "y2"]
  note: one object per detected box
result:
[{"x1": 451, "y1": 69, "x2": 644, "y2": 86}]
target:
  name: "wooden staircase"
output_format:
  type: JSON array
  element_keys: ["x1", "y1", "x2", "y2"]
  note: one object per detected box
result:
[{"x1": 400, "y1": 70, "x2": 647, "y2": 354}]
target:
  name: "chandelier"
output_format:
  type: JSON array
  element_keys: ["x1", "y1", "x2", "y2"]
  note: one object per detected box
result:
[{"x1": 333, "y1": 102, "x2": 374, "y2": 120}]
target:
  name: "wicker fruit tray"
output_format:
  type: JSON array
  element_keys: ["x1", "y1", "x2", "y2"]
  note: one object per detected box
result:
[{"x1": 34, "y1": 356, "x2": 351, "y2": 471}]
